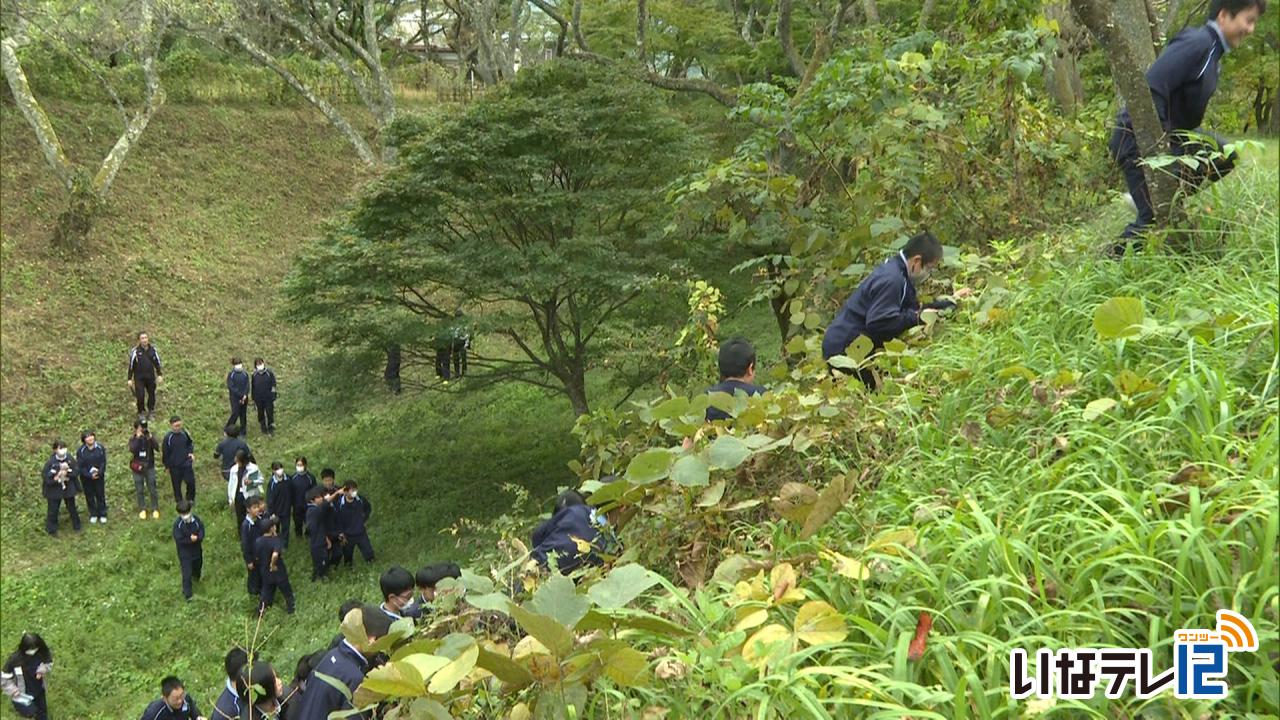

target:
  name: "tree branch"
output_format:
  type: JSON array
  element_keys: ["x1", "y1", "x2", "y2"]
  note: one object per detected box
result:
[
  {"x1": 777, "y1": 0, "x2": 805, "y2": 78},
  {"x1": 1, "y1": 33, "x2": 75, "y2": 191}
]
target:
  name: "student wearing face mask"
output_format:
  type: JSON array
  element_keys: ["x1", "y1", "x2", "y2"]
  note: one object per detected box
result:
[
  {"x1": 228, "y1": 450, "x2": 263, "y2": 533},
  {"x1": 172, "y1": 500, "x2": 205, "y2": 601},
  {"x1": 821, "y1": 232, "x2": 954, "y2": 390},
  {"x1": 378, "y1": 566, "x2": 417, "y2": 621},
  {"x1": 335, "y1": 481, "x2": 374, "y2": 567},
  {"x1": 265, "y1": 462, "x2": 292, "y2": 548},
  {"x1": 130, "y1": 420, "x2": 161, "y2": 520},
  {"x1": 250, "y1": 359, "x2": 278, "y2": 437},
  {"x1": 238, "y1": 661, "x2": 285, "y2": 720},
  {"x1": 1, "y1": 633, "x2": 52, "y2": 720},
  {"x1": 41, "y1": 440, "x2": 82, "y2": 535},
  {"x1": 226, "y1": 358, "x2": 251, "y2": 437},
  {"x1": 287, "y1": 457, "x2": 315, "y2": 541},
  {"x1": 76, "y1": 430, "x2": 108, "y2": 524}
]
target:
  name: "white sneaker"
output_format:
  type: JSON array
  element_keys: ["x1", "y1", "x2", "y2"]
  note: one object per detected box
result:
[
  {"x1": 99, "y1": 517, "x2": 107, "y2": 524},
  {"x1": 1123, "y1": 192, "x2": 1137, "y2": 212},
  {"x1": 89, "y1": 517, "x2": 98, "y2": 524}
]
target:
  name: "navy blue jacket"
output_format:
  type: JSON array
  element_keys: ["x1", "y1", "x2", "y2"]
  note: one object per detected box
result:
[
  {"x1": 1119, "y1": 23, "x2": 1228, "y2": 135},
  {"x1": 227, "y1": 368, "x2": 250, "y2": 402},
  {"x1": 76, "y1": 443, "x2": 107, "y2": 482},
  {"x1": 162, "y1": 430, "x2": 194, "y2": 469},
  {"x1": 139, "y1": 696, "x2": 202, "y2": 720},
  {"x1": 822, "y1": 253, "x2": 920, "y2": 358},
  {"x1": 266, "y1": 474, "x2": 292, "y2": 520},
  {"x1": 42, "y1": 454, "x2": 80, "y2": 499},
  {"x1": 336, "y1": 495, "x2": 372, "y2": 536},
  {"x1": 531, "y1": 504, "x2": 603, "y2": 574},
  {"x1": 127, "y1": 344, "x2": 162, "y2": 380},
  {"x1": 705, "y1": 379, "x2": 767, "y2": 422},
  {"x1": 288, "y1": 471, "x2": 316, "y2": 511},
  {"x1": 305, "y1": 503, "x2": 328, "y2": 548},
  {"x1": 173, "y1": 515, "x2": 205, "y2": 555},
  {"x1": 296, "y1": 641, "x2": 370, "y2": 718},
  {"x1": 254, "y1": 534, "x2": 288, "y2": 583},
  {"x1": 250, "y1": 368, "x2": 277, "y2": 403},
  {"x1": 213, "y1": 437, "x2": 251, "y2": 475},
  {"x1": 212, "y1": 681, "x2": 240, "y2": 720},
  {"x1": 319, "y1": 488, "x2": 342, "y2": 536},
  {"x1": 240, "y1": 516, "x2": 263, "y2": 565}
]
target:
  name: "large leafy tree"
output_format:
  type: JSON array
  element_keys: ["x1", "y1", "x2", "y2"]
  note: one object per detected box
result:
[{"x1": 285, "y1": 59, "x2": 695, "y2": 415}]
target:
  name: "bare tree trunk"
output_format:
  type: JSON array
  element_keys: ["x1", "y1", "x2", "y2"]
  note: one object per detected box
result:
[
  {"x1": 564, "y1": 371, "x2": 590, "y2": 416},
  {"x1": 1073, "y1": 0, "x2": 1179, "y2": 227},
  {"x1": 636, "y1": 0, "x2": 647, "y2": 63},
  {"x1": 1, "y1": 35, "x2": 74, "y2": 191},
  {"x1": 918, "y1": 0, "x2": 937, "y2": 30},
  {"x1": 777, "y1": 0, "x2": 805, "y2": 78},
  {"x1": 94, "y1": 0, "x2": 165, "y2": 196},
  {"x1": 1043, "y1": 2, "x2": 1085, "y2": 114},
  {"x1": 862, "y1": 0, "x2": 880, "y2": 25}
]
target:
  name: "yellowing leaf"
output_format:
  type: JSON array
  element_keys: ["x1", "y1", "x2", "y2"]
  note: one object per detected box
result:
[
  {"x1": 741, "y1": 624, "x2": 791, "y2": 669},
  {"x1": 733, "y1": 606, "x2": 769, "y2": 632},
  {"x1": 770, "y1": 563, "x2": 804, "y2": 604},
  {"x1": 793, "y1": 601, "x2": 847, "y2": 646},
  {"x1": 735, "y1": 572, "x2": 768, "y2": 602},
  {"x1": 427, "y1": 641, "x2": 478, "y2": 694},
  {"x1": 509, "y1": 702, "x2": 532, "y2": 720},
  {"x1": 822, "y1": 550, "x2": 869, "y2": 580},
  {"x1": 1082, "y1": 397, "x2": 1118, "y2": 422},
  {"x1": 867, "y1": 527, "x2": 917, "y2": 556}
]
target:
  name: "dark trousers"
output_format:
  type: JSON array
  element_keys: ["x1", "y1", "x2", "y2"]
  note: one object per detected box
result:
[
  {"x1": 83, "y1": 476, "x2": 107, "y2": 518},
  {"x1": 310, "y1": 543, "x2": 329, "y2": 580},
  {"x1": 11, "y1": 684, "x2": 47, "y2": 719},
  {"x1": 452, "y1": 342, "x2": 467, "y2": 377},
  {"x1": 179, "y1": 549, "x2": 203, "y2": 599},
  {"x1": 246, "y1": 565, "x2": 262, "y2": 596},
  {"x1": 341, "y1": 532, "x2": 375, "y2": 564},
  {"x1": 260, "y1": 577, "x2": 296, "y2": 612},
  {"x1": 255, "y1": 399, "x2": 275, "y2": 432},
  {"x1": 227, "y1": 398, "x2": 248, "y2": 434},
  {"x1": 1109, "y1": 125, "x2": 1236, "y2": 238},
  {"x1": 233, "y1": 493, "x2": 247, "y2": 535},
  {"x1": 168, "y1": 466, "x2": 195, "y2": 504},
  {"x1": 435, "y1": 347, "x2": 451, "y2": 379},
  {"x1": 292, "y1": 507, "x2": 307, "y2": 537},
  {"x1": 276, "y1": 513, "x2": 291, "y2": 548},
  {"x1": 326, "y1": 534, "x2": 344, "y2": 567},
  {"x1": 134, "y1": 376, "x2": 157, "y2": 415},
  {"x1": 45, "y1": 496, "x2": 81, "y2": 535}
]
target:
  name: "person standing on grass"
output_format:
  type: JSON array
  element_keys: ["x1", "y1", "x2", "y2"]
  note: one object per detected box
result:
[
  {"x1": 250, "y1": 358, "x2": 278, "y2": 436},
  {"x1": 266, "y1": 462, "x2": 292, "y2": 548},
  {"x1": 319, "y1": 469, "x2": 344, "y2": 568},
  {"x1": 172, "y1": 499, "x2": 205, "y2": 601},
  {"x1": 304, "y1": 487, "x2": 332, "y2": 582},
  {"x1": 241, "y1": 497, "x2": 266, "y2": 600},
  {"x1": 704, "y1": 338, "x2": 767, "y2": 422},
  {"x1": 1108, "y1": 0, "x2": 1267, "y2": 251},
  {"x1": 130, "y1": 419, "x2": 161, "y2": 519},
  {"x1": 77, "y1": 430, "x2": 108, "y2": 525},
  {"x1": 288, "y1": 457, "x2": 315, "y2": 541},
  {"x1": 450, "y1": 311, "x2": 470, "y2": 379},
  {"x1": 211, "y1": 647, "x2": 248, "y2": 720},
  {"x1": 255, "y1": 517, "x2": 296, "y2": 615},
  {"x1": 821, "y1": 231, "x2": 954, "y2": 390},
  {"x1": 1, "y1": 633, "x2": 52, "y2": 720},
  {"x1": 127, "y1": 331, "x2": 163, "y2": 422},
  {"x1": 226, "y1": 358, "x2": 251, "y2": 436},
  {"x1": 227, "y1": 450, "x2": 262, "y2": 532},
  {"x1": 139, "y1": 676, "x2": 205, "y2": 720},
  {"x1": 336, "y1": 481, "x2": 374, "y2": 567},
  {"x1": 213, "y1": 426, "x2": 251, "y2": 487},
  {"x1": 42, "y1": 440, "x2": 82, "y2": 536},
  {"x1": 295, "y1": 606, "x2": 393, "y2": 719},
  {"x1": 161, "y1": 416, "x2": 197, "y2": 505}
]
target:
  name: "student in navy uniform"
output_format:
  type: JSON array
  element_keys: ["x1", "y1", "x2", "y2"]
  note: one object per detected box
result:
[
  {"x1": 265, "y1": 462, "x2": 292, "y2": 548},
  {"x1": 1, "y1": 633, "x2": 52, "y2": 720},
  {"x1": 173, "y1": 500, "x2": 205, "y2": 601},
  {"x1": 255, "y1": 518, "x2": 296, "y2": 615},
  {"x1": 226, "y1": 358, "x2": 251, "y2": 437},
  {"x1": 237, "y1": 660, "x2": 284, "y2": 720},
  {"x1": 295, "y1": 605, "x2": 394, "y2": 719},
  {"x1": 76, "y1": 430, "x2": 108, "y2": 524},
  {"x1": 161, "y1": 416, "x2": 197, "y2": 504},
  {"x1": 41, "y1": 440, "x2": 82, "y2": 536},
  {"x1": 1108, "y1": 0, "x2": 1266, "y2": 248},
  {"x1": 130, "y1": 419, "x2": 161, "y2": 520},
  {"x1": 531, "y1": 490, "x2": 605, "y2": 575},
  {"x1": 318, "y1": 470, "x2": 344, "y2": 567},
  {"x1": 336, "y1": 481, "x2": 374, "y2": 566},
  {"x1": 211, "y1": 647, "x2": 248, "y2": 720},
  {"x1": 304, "y1": 487, "x2": 332, "y2": 581},
  {"x1": 287, "y1": 457, "x2": 315, "y2": 540},
  {"x1": 821, "y1": 232, "x2": 953, "y2": 390},
  {"x1": 127, "y1": 331, "x2": 164, "y2": 421},
  {"x1": 279, "y1": 654, "x2": 313, "y2": 720},
  {"x1": 704, "y1": 338, "x2": 767, "y2": 422},
  {"x1": 250, "y1": 359, "x2": 279, "y2": 437},
  {"x1": 213, "y1": 426, "x2": 251, "y2": 488},
  {"x1": 414, "y1": 563, "x2": 462, "y2": 617},
  {"x1": 139, "y1": 676, "x2": 205, "y2": 720},
  {"x1": 378, "y1": 566, "x2": 417, "y2": 621},
  {"x1": 240, "y1": 497, "x2": 266, "y2": 599}
]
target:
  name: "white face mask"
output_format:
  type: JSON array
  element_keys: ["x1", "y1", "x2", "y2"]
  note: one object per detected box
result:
[
  {"x1": 234, "y1": 364, "x2": 244, "y2": 371},
  {"x1": 24, "y1": 649, "x2": 37, "y2": 656},
  {"x1": 181, "y1": 513, "x2": 193, "y2": 521},
  {"x1": 256, "y1": 364, "x2": 265, "y2": 372},
  {"x1": 274, "y1": 469, "x2": 284, "y2": 478},
  {"x1": 55, "y1": 450, "x2": 67, "y2": 459},
  {"x1": 295, "y1": 465, "x2": 305, "y2": 474},
  {"x1": 349, "y1": 492, "x2": 358, "y2": 500}
]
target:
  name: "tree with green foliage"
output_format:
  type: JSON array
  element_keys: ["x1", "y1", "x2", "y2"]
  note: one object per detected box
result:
[{"x1": 285, "y1": 59, "x2": 695, "y2": 415}]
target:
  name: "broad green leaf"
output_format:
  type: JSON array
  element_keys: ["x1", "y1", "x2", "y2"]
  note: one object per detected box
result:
[
  {"x1": 1082, "y1": 397, "x2": 1118, "y2": 421},
  {"x1": 587, "y1": 563, "x2": 662, "y2": 609},
  {"x1": 575, "y1": 609, "x2": 694, "y2": 637},
  {"x1": 426, "y1": 641, "x2": 478, "y2": 694},
  {"x1": 530, "y1": 574, "x2": 590, "y2": 628},
  {"x1": 466, "y1": 592, "x2": 513, "y2": 613},
  {"x1": 697, "y1": 480, "x2": 726, "y2": 507},
  {"x1": 400, "y1": 654, "x2": 450, "y2": 683},
  {"x1": 408, "y1": 698, "x2": 453, "y2": 720},
  {"x1": 626, "y1": 447, "x2": 673, "y2": 484},
  {"x1": 712, "y1": 554, "x2": 750, "y2": 584},
  {"x1": 706, "y1": 391, "x2": 735, "y2": 415},
  {"x1": 601, "y1": 645, "x2": 649, "y2": 687},
  {"x1": 459, "y1": 567, "x2": 494, "y2": 594},
  {"x1": 794, "y1": 601, "x2": 847, "y2": 645},
  {"x1": 391, "y1": 640, "x2": 442, "y2": 662},
  {"x1": 742, "y1": 624, "x2": 792, "y2": 668},
  {"x1": 651, "y1": 396, "x2": 691, "y2": 421},
  {"x1": 362, "y1": 660, "x2": 426, "y2": 697},
  {"x1": 671, "y1": 453, "x2": 710, "y2": 487},
  {"x1": 510, "y1": 605, "x2": 574, "y2": 656},
  {"x1": 475, "y1": 648, "x2": 535, "y2": 689},
  {"x1": 708, "y1": 435, "x2": 751, "y2": 470},
  {"x1": 1093, "y1": 297, "x2": 1145, "y2": 339},
  {"x1": 340, "y1": 607, "x2": 369, "y2": 648}
]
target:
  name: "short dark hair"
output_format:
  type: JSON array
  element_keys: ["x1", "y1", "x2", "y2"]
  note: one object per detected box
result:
[
  {"x1": 224, "y1": 647, "x2": 249, "y2": 683},
  {"x1": 358, "y1": 603, "x2": 395, "y2": 638},
  {"x1": 343, "y1": 480, "x2": 358, "y2": 490},
  {"x1": 235, "y1": 449, "x2": 250, "y2": 463},
  {"x1": 231, "y1": 357, "x2": 242, "y2": 365},
  {"x1": 260, "y1": 517, "x2": 279, "y2": 534},
  {"x1": 271, "y1": 461, "x2": 284, "y2": 471},
  {"x1": 554, "y1": 489, "x2": 587, "y2": 512},
  {"x1": 902, "y1": 231, "x2": 943, "y2": 264},
  {"x1": 1210, "y1": 0, "x2": 1267, "y2": 19},
  {"x1": 321, "y1": 468, "x2": 336, "y2": 480},
  {"x1": 238, "y1": 661, "x2": 278, "y2": 704},
  {"x1": 247, "y1": 496, "x2": 265, "y2": 509},
  {"x1": 295, "y1": 456, "x2": 308, "y2": 466},
  {"x1": 176, "y1": 500, "x2": 193, "y2": 514},
  {"x1": 80, "y1": 430, "x2": 95, "y2": 443},
  {"x1": 415, "y1": 563, "x2": 462, "y2": 589},
  {"x1": 380, "y1": 566, "x2": 414, "y2": 600},
  {"x1": 51, "y1": 439, "x2": 67, "y2": 451},
  {"x1": 339, "y1": 598, "x2": 362, "y2": 621},
  {"x1": 169, "y1": 415, "x2": 181, "y2": 425},
  {"x1": 253, "y1": 357, "x2": 265, "y2": 365},
  {"x1": 717, "y1": 337, "x2": 756, "y2": 380},
  {"x1": 160, "y1": 675, "x2": 184, "y2": 696},
  {"x1": 305, "y1": 487, "x2": 325, "y2": 503},
  {"x1": 292, "y1": 654, "x2": 314, "y2": 684},
  {"x1": 225, "y1": 424, "x2": 240, "y2": 438},
  {"x1": 137, "y1": 331, "x2": 149, "y2": 340}
]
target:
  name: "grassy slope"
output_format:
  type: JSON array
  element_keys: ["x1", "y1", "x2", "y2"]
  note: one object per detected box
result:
[{"x1": 0, "y1": 103, "x2": 576, "y2": 717}]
